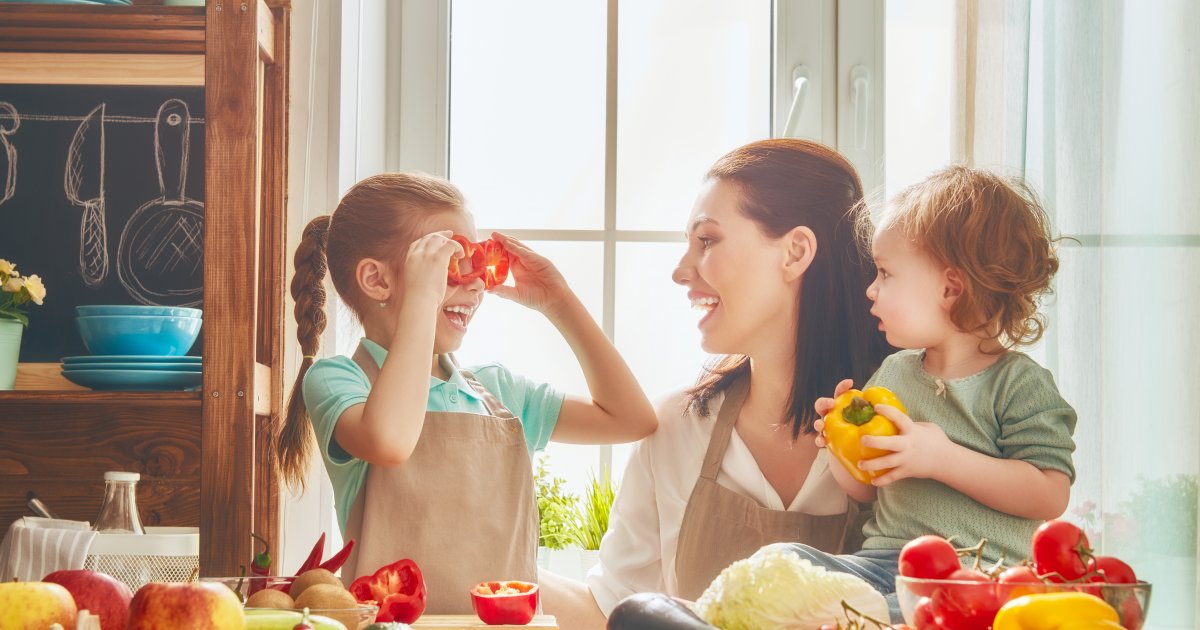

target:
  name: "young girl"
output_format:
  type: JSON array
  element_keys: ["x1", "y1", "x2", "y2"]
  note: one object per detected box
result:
[
  {"x1": 774, "y1": 166, "x2": 1078, "y2": 619},
  {"x1": 279, "y1": 173, "x2": 657, "y2": 614}
]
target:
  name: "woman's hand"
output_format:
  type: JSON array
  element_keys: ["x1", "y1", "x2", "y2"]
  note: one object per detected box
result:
[
  {"x1": 857, "y1": 404, "x2": 954, "y2": 486},
  {"x1": 813, "y1": 378, "x2": 854, "y2": 448},
  {"x1": 404, "y1": 230, "x2": 464, "y2": 306},
  {"x1": 488, "y1": 232, "x2": 572, "y2": 315}
]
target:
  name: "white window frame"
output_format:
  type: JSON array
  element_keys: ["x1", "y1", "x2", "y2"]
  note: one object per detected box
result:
[{"x1": 381, "y1": 0, "x2": 885, "y2": 476}]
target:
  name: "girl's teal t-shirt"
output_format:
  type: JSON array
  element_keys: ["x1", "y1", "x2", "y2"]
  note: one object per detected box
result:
[{"x1": 303, "y1": 338, "x2": 564, "y2": 532}]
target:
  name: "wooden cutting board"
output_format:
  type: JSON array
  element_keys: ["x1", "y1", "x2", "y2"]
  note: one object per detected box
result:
[{"x1": 411, "y1": 615, "x2": 557, "y2": 629}]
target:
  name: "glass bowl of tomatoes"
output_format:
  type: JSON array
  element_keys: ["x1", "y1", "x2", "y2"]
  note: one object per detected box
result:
[{"x1": 895, "y1": 575, "x2": 1151, "y2": 630}]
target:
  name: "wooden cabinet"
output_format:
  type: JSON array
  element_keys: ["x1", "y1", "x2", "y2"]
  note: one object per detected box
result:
[{"x1": 0, "y1": 2, "x2": 290, "y2": 577}]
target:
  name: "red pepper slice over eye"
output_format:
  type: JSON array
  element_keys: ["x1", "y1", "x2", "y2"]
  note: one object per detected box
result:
[
  {"x1": 447, "y1": 235, "x2": 485, "y2": 286},
  {"x1": 349, "y1": 558, "x2": 427, "y2": 624},
  {"x1": 479, "y1": 239, "x2": 510, "y2": 290}
]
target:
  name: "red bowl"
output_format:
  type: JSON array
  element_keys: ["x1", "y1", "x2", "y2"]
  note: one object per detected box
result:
[{"x1": 470, "y1": 581, "x2": 539, "y2": 626}]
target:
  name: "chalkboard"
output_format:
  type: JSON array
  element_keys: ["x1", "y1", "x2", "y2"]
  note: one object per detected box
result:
[{"x1": 0, "y1": 85, "x2": 205, "y2": 362}]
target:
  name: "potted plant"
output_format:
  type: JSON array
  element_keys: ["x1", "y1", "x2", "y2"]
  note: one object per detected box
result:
[
  {"x1": 568, "y1": 470, "x2": 617, "y2": 577},
  {"x1": 0, "y1": 258, "x2": 46, "y2": 390},
  {"x1": 535, "y1": 455, "x2": 579, "y2": 570}
]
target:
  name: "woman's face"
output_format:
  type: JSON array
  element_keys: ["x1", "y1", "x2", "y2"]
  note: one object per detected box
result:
[{"x1": 672, "y1": 179, "x2": 800, "y2": 356}]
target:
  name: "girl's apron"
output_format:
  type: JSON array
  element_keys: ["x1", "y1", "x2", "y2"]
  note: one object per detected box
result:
[
  {"x1": 341, "y1": 347, "x2": 538, "y2": 614},
  {"x1": 674, "y1": 375, "x2": 871, "y2": 600}
]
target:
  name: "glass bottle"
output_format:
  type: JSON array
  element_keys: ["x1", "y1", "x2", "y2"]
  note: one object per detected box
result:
[{"x1": 93, "y1": 471, "x2": 145, "y2": 534}]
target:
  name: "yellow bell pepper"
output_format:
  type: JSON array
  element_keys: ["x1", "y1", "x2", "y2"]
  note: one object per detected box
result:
[
  {"x1": 993, "y1": 592, "x2": 1122, "y2": 630},
  {"x1": 822, "y1": 387, "x2": 904, "y2": 484}
]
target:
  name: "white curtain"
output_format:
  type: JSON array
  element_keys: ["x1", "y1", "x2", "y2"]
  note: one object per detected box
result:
[{"x1": 953, "y1": 1, "x2": 1199, "y2": 627}]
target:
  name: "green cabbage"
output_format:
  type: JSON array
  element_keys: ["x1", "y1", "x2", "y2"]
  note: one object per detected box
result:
[{"x1": 693, "y1": 547, "x2": 889, "y2": 629}]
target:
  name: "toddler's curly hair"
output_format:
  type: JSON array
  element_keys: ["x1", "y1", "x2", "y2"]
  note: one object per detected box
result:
[{"x1": 864, "y1": 166, "x2": 1061, "y2": 350}]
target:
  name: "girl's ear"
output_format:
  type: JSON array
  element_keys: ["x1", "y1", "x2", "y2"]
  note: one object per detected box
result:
[
  {"x1": 356, "y1": 258, "x2": 393, "y2": 303},
  {"x1": 782, "y1": 225, "x2": 818, "y2": 282},
  {"x1": 942, "y1": 267, "x2": 965, "y2": 303}
]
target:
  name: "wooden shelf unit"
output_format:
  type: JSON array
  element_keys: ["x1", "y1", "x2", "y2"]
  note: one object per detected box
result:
[{"x1": 0, "y1": 1, "x2": 291, "y2": 577}]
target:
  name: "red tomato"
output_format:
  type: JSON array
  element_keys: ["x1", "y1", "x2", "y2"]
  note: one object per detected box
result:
[
  {"x1": 471, "y1": 580, "x2": 539, "y2": 626},
  {"x1": 912, "y1": 596, "x2": 938, "y2": 630},
  {"x1": 900, "y1": 535, "x2": 961, "y2": 596},
  {"x1": 1119, "y1": 593, "x2": 1145, "y2": 630},
  {"x1": 1089, "y1": 555, "x2": 1137, "y2": 584},
  {"x1": 996, "y1": 565, "x2": 1047, "y2": 601},
  {"x1": 1031, "y1": 520, "x2": 1092, "y2": 581},
  {"x1": 930, "y1": 569, "x2": 1002, "y2": 630},
  {"x1": 348, "y1": 558, "x2": 427, "y2": 624}
]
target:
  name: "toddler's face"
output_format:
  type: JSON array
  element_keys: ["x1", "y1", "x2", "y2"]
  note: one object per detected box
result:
[
  {"x1": 672, "y1": 179, "x2": 799, "y2": 356},
  {"x1": 866, "y1": 227, "x2": 953, "y2": 349}
]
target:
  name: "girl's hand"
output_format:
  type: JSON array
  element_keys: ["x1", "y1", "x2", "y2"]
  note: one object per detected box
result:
[
  {"x1": 488, "y1": 232, "x2": 571, "y2": 315},
  {"x1": 813, "y1": 378, "x2": 854, "y2": 448},
  {"x1": 404, "y1": 230, "x2": 464, "y2": 306},
  {"x1": 857, "y1": 404, "x2": 954, "y2": 486}
]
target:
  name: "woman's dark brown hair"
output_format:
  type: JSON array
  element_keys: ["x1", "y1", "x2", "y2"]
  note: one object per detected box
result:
[
  {"x1": 687, "y1": 139, "x2": 891, "y2": 437},
  {"x1": 280, "y1": 173, "x2": 465, "y2": 490}
]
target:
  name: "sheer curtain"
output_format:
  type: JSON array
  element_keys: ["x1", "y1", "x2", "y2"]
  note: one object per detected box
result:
[{"x1": 952, "y1": 1, "x2": 1199, "y2": 627}]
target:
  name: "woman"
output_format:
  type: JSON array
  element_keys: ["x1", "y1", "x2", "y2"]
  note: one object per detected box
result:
[{"x1": 541, "y1": 138, "x2": 891, "y2": 627}]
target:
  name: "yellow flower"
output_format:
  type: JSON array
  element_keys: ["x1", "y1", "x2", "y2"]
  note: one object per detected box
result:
[
  {"x1": 2, "y1": 276, "x2": 21, "y2": 294},
  {"x1": 0, "y1": 259, "x2": 15, "y2": 277},
  {"x1": 22, "y1": 274, "x2": 46, "y2": 305}
]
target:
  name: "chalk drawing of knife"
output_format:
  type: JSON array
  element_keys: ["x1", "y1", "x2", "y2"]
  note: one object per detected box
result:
[{"x1": 65, "y1": 103, "x2": 108, "y2": 288}]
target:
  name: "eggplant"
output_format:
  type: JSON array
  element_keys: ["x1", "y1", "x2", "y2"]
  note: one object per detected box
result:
[{"x1": 607, "y1": 592, "x2": 718, "y2": 630}]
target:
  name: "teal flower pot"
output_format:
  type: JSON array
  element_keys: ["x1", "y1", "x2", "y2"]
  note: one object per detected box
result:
[{"x1": 0, "y1": 318, "x2": 22, "y2": 390}]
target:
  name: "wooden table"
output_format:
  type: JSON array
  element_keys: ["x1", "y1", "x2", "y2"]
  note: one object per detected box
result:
[{"x1": 412, "y1": 615, "x2": 558, "y2": 629}]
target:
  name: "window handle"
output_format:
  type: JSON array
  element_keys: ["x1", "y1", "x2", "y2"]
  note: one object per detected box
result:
[
  {"x1": 782, "y1": 65, "x2": 810, "y2": 138},
  {"x1": 851, "y1": 65, "x2": 870, "y2": 150}
]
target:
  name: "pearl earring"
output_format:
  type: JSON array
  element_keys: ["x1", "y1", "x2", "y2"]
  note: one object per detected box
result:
[{"x1": 379, "y1": 301, "x2": 388, "y2": 308}]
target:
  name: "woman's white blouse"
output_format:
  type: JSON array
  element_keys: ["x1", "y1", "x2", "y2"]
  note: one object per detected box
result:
[{"x1": 585, "y1": 389, "x2": 850, "y2": 614}]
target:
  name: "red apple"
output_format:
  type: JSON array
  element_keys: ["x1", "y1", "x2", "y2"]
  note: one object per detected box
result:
[
  {"x1": 43, "y1": 569, "x2": 132, "y2": 630},
  {"x1": 0, "y1": 581, "x2": 78, "y2": 630},
  {"x1": 127, "y1": 581, "x2": 244, "y2": 630}
]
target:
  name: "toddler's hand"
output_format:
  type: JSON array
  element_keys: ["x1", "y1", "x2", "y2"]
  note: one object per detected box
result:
[
  {"x1": 857, "y1": 404, "x2": 952, "y2": 486},
  {"x1": 488, "y1": 232, "x2": 571, "y2": 314},
  {"x1": 405, "y1": 230, "x2": 464, "y2": 306},
  {"x1": 813, "y1": 378, "x2": 854, "y2": 449}
]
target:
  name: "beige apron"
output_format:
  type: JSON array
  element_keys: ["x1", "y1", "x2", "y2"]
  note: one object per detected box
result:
[
  {"x1": 674, "y1": 375, "x2": 871, "y2": 600},
  {"x1": 341, "y1": 347, "x2": 538, "y2": 614}
]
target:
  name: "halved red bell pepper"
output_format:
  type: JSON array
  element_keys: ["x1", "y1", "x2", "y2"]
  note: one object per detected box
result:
[
  {"x1": 349, "y1": 558, "x2": 427, "y2": 624},
  {"x1": 471, "y1": 580, "x2": 539, "y2": 626}
]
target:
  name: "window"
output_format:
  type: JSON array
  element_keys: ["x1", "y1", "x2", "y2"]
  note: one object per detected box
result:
[{"x1": 383, "y1": 0, "x2": 891, "y2": 497}]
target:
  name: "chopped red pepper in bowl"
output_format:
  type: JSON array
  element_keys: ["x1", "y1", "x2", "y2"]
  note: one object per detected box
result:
[{"x1": 470, "y1": 580, "x2": 539, "y2": 626}]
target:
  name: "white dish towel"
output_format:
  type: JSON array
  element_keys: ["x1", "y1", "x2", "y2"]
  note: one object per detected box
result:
[{"x1": 0, "y1": 517, "x2": 97, "y2": 582}]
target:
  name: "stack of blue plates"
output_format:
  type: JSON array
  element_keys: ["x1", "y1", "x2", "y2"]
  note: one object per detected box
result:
[
  {"x1": 61, "y1": 355, "x2": 202, "y2": 391},
  {"x1": 63, "y1": 305, "x2": 202, "y2": 391}
]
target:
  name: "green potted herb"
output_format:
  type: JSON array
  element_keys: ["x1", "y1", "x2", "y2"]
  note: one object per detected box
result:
[
  {"x1": 568, "y1": 470, "x2": 617, "y2": 576},
  {"x1": 535, "y1": 455, "x2": 579, "y2": 568}
]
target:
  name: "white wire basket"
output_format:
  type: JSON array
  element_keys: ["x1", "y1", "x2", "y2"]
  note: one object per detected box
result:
[{"x1": 83, "y1": 526, "x2": 199, "y2": 593}]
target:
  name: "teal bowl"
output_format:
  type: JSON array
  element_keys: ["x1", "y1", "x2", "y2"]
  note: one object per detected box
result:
[
  {"x1": 76, "y1": 305, "x2": 201, "y2": 318},
  {"x1": 75, "y1": 315, "x2": 202, "y2": 356}
]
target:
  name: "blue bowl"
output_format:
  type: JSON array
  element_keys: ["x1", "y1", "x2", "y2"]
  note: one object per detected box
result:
[
  {"x1": 76, "y1": 305, "x2": 201, "y2": 318},
  {"x1": 75, "y1": 315, "x2": 202, "y2": 356}
]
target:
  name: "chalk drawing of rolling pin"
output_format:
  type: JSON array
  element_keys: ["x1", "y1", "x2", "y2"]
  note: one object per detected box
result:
[
  {"x1": 0, "y1": 102, "x2": 18, "y2": 206},
  {"x1": 65, "y1": 103, "x2": 109, "y2": 288}
]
